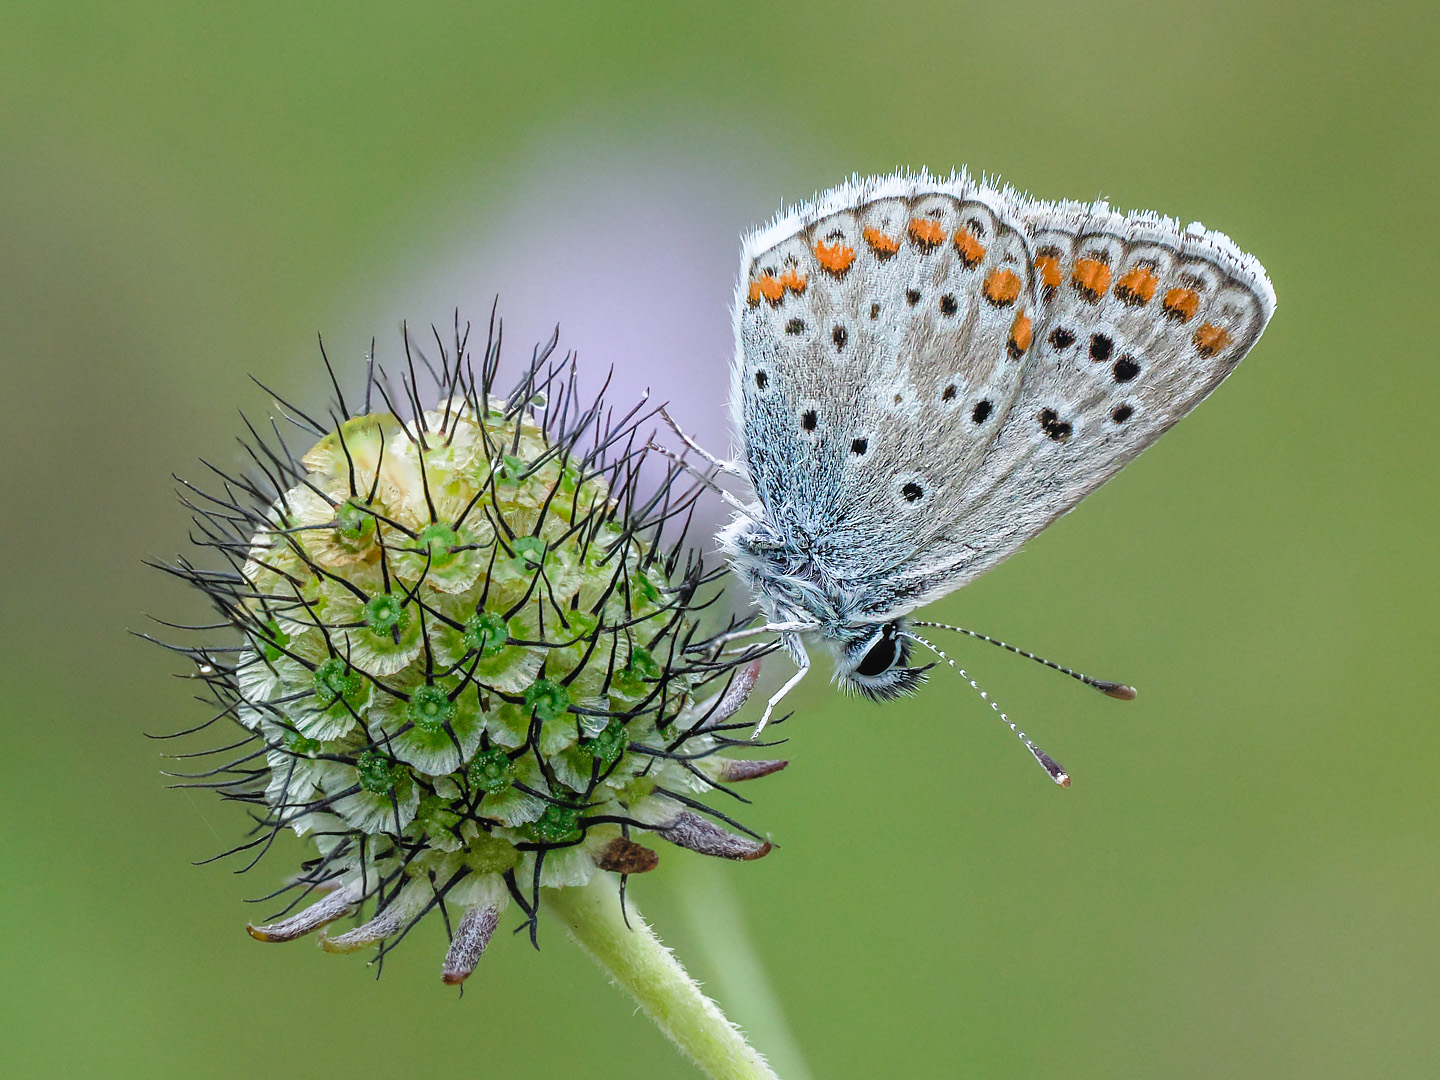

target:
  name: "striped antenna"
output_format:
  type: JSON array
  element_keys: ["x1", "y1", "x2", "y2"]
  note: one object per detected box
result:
[
  {"x1": 912, "y1": 620, "x2": 1136, "y2": 700},
  {"x1": 901, "y1": 630, "x2": 1071, "y2": 787}
]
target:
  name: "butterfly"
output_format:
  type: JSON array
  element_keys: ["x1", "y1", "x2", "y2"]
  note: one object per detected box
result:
[{"x1": 667, "y1": 170, "x2": 1274, "y2": 777}]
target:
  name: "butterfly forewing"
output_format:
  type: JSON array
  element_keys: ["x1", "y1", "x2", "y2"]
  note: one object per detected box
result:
[{"x1": 736, "y1": 174, "x2": 1037, "y2": 589}]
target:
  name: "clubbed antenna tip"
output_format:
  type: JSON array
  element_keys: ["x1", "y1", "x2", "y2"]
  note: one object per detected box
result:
[{"x1": 1029, "y1": 746, "x2": 1071, "y2": 787}]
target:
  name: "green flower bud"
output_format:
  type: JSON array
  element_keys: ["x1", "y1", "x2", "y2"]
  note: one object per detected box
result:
[
  {"x1": 416, "y1": 522, "x2": 460, "y2": 566},
  {"x1": 524, "y1": 802, "x2": 583, "y2": 844},
  {"x1": 356, "y1": 749, "x2": 399, "y2": 795},
  {"x1": 334, "y1": 497, "x2": 375, "y2": 543},
  {"x1": 467, "y1": 747, "x2": 517, "y2": 793},
  {"x1": 406, "y1": 684, "x2": 455, "y2": 735},
  {"x1": 462, "y1": 611, "x2": 508, "y2": 657},
  {"x1": 364, "y1": 592, "x2": 410, "y2": 638},
  {"x1": 523, "y1": 677, "x2": 570, "y2": 723},
  {"x1": 313, "y1": 657, "x2": 363, "y2": 710},
  {"x1": 582, "y1": 718, "x2": 628, "y2": 768}
]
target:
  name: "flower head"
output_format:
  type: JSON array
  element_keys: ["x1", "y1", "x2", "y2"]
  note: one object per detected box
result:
[{"x1": 158, "y1": 318, "x2": 784, "y2": 983}]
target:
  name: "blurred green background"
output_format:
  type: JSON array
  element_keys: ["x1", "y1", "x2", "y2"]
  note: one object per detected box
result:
[{"x1": 4, "y1": 3, "x2": 1437, "y2": 1077}]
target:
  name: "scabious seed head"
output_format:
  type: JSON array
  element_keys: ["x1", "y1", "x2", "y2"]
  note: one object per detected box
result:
[{"x1": 158, "y1": 321, "x2": 786, "y2": 983}]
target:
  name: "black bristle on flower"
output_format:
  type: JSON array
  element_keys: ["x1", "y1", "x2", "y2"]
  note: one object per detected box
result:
[{"x1": 153, "y1": 312, "x2": 787, "y2": 982}]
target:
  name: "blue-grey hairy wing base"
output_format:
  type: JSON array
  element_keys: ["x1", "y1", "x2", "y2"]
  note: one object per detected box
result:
[{"x1": 724, "y1": 168, "x2": 1275, "y2": 632}]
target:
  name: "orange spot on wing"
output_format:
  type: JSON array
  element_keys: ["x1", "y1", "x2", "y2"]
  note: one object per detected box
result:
[
  {"x1": 1193, "y1": 323, "x2": 1230, "y2": 357},
  {"x1": 777, "y1": 268, "x2": 808, "y2": 294},
  {"x1": 862, "y1": 226, "x2": 899, "y2": 256},
  {"x1": 983, "y1": 268, "x2": 1022, "y2": 307},
  {"x1": 754, "y1": 274, "x2": 784, "y2": 303},
  {"x1": 952, "y1": 227, "x2": 987, "y2": 268},
  {"x1": 1163, "y1": 287, "x2": 1200, "y2": 321},
  {"x1": 908, "y1": 218, "x2": 946, "y2": 249},
  {"x1": 1034, "y1": 253, "x2": 1062, "y2": 292},
  {"x1": 1072, "y1": 257, "x2": 1111, "y2": 301},
  {"x1": 747, "y1": 281, "x2": 762, "y2": 305},
  {"x1": 813, "y1": 240, "x2": 856, "y2": 275},
  {"x1": 1007, "y1": 312, "x2": 1032, "y2": 359},
  {"x1": 1115, "y1": 265, "x2": 1158, "y2": 305}
]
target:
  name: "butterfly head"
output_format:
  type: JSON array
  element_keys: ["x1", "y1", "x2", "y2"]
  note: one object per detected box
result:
[
  {"x1": 830, "y1": 619, "x2": 932, "y2": 701},
  {"x1": 721, "y1": 519, "x2": 933, "y2": 702}
]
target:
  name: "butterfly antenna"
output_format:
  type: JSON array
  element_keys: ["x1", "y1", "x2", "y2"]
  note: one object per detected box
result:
[
  {"x1": 912, "y1": 620, "x2": 1136, "y2": 700},
  {"x1": 901, "y1": 630, "x2": 1071, "y2": 787}
]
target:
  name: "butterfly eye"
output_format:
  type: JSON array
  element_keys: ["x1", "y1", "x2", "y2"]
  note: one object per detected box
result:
[
  {"x1": 855, "y1": 623, "x2": 905, "y2": 677},
  {"x1": 855, "y1": 635, "x2": 899, "y2": 677}
]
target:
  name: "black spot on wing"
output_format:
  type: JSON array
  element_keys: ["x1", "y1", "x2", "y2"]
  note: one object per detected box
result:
[{"x1": 1112, "y1": 357, "x2": 1140, "y2": 383}]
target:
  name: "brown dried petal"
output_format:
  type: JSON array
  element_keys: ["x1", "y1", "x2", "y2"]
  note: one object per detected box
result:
[
  {"x1": 657, "y1": 810, "x2": 771, "y2": 860},
  {"x1": 246, "y1": 885, "x2": 357, "y2": 943},
  {"x1": 693, "y1": 659, "x2": 761, "y2": 731},
  {"x1": 594, "y1": 836, "x2": 660, "y2": 874},
  {"x1": 319, "y1": 906, "x2": 406, "y2": 953},
  {"x1": 713, "y1": 758, "x2": 788, "y2": 783},
  {"x1": 441, "y1": 905, "x2": 501, "y2": 985}
]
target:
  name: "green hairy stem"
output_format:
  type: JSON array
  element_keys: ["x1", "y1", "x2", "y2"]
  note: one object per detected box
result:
[{"x1": 544, "y1": 876, "x2": 781, "y2": 1080}]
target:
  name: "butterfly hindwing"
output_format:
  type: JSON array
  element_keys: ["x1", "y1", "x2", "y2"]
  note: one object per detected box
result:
[{"x1": 895, "y1": 199, "x2": 1275, "y2": 607}]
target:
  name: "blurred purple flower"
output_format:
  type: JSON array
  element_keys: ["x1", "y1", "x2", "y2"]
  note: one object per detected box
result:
[{"x1": 353, "y1": 138, "x2": 794, "y2": 542}]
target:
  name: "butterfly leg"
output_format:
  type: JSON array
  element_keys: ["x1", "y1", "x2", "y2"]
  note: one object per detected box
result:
[
  {"x1": 718, "y1": 620, "x2": 814, "y2": 646},
  {"x1": 752, "y1": 633, "x2": 810, "y2": 738},
  {"x1": 657, "y1": 406, "x2": 745, "y2": 477},
  {"x1": 645, "y1": 439, "x2": 757, "y2": 520}
]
